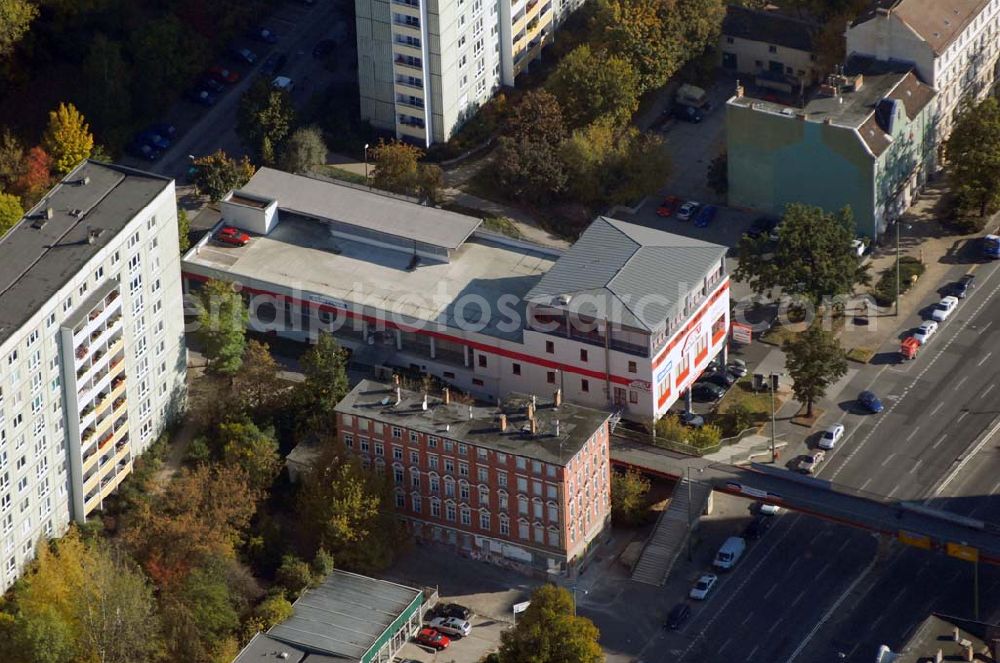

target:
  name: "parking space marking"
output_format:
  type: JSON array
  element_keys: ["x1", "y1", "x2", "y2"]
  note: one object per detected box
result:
[
  {"x1": 905, "y1": 427, "x2": 920, "y2": 441},
  {"x1": 932, "y1": 433, "x2": 948, "y2": 449},
  {"x1": 957, "y1": 411, "x2": 969, "y2": 422},
  {"x1": 911, "y1": 458, "x2": 923, "y2": 474},
  {"x1": 881, "y1": 453, "x2": 895, "y2": 468},
  {"x1": 861, "y1": 478, "x2": 873, "y2": 491},
  {"x1": 791, "y1": 589, "x2": 808, "y2": 607},
  {"x1": 930, "y1": 402, "x2": 945, "y2": 416},
  {"x1": 748, "y1": 644, "x2": 760, "y2": 661},
  {"x1": 741, "y1": 611, "x2": 755, "y2": 627},
  {"x1": 763, "y1": 584, "x2": 778, "y2": 600},
  {"x1": 981, "y1": 383, "x2": 996, "y2": 399},
  {"x1": 978, "y1": 351, "x2": 993, "y2": 367},
  {"x1": 718, "y1": 637, "x2": 733, "y2": 654},
  {"x1": 767, "y1": 617, "x2": 784, "y2": 635},
  {"x1": 956, "y1": 376, "x2": 969, "y2": 389}
]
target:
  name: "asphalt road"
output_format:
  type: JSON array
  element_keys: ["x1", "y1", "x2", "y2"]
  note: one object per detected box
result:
[
  {"x1": 123, "y1": 0, "x2": 356, "y2": 181},
  {"x1": 639, "y1": 254, "x2": 1000, "y2": 663}
]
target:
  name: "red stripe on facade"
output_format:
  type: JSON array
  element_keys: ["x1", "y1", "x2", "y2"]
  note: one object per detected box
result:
[
  {"x1": 657, "y1": 388, "x2": 671, "y2": 408},
  {"x1": 652, "y1": 280, "x2": 730, "y2": 370}
]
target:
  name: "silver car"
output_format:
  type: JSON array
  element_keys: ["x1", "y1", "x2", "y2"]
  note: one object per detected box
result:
[{"x1": 429, "y1": 616, "x2": 472, "y2": 637}]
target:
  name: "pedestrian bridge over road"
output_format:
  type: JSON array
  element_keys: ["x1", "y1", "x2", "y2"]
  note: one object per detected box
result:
[{"x1": 611, "y1": 436, "x2": 1000, "y2": 566}]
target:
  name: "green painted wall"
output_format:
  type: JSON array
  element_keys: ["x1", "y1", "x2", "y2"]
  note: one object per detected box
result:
[
  {"x1": 362, "y1": 592, "x2": 424, "y2": 663},
  {"x1": 872, "y1": 97, "x2": 937, "y2": 228},
  {"x1": 727, "y1": 102, "x2": 876, "y2": 236}
]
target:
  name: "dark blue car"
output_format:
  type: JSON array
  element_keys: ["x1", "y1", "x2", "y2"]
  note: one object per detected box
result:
[
  {"x1": 858, "y1": 390, "x2": 883, "y2": 413},
  {"x1": 145, "y1": 122, "x2": 176, "y2": 139},
  {"x1": 694, "y1": 205, "x2": 718, "y2": 228},
  {"x1": 134, "y1": 130, "x2": 170, "y2": 151},
  {"x1": 125, "y1": 141, "x2": 161, "y2": 161}
]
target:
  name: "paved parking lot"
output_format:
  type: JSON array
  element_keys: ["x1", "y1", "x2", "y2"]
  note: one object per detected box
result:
[{"x1": 395, "y1": 619, "x2": 507, "y2": 663}]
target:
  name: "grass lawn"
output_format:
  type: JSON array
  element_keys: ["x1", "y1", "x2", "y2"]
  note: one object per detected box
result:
[
  {"x1": 311, "y1": 164, "x2": 367, "y2": 185},
  {"x1": 846, "y1": 346, "x2": 876, "y2": 364},
  {"x1": 482, "y1": 216, "x2": 524, "y2": 239},
  {"x1": 706, "y1": 377, "x2": 786, "y2": 437}
]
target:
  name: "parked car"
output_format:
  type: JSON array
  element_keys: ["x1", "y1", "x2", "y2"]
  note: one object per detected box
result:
[
  {"x1": 313, "y1": 38, "x2": 337, "y2": 58},
  {"x1": 664, "y1": 603, "x2": 691, "y2": 629},
  {"x1": 231, "y1": 46, "x2": 257, "y2": 64},
  {"x1": 261, "y1": 52, "x2": 288, "y2": 76},
  {"x1": 253, "y1": 27, "x2": 279, "y2": 43},
  {"x1": 818, "y1": 423, "x2": 845, "y2": 450},
  {"x1": 798, "y1": 451, "x2": 826, "y2": 474},
  {"x1": 953, "y1": 274, "x2": 976, "y2": 298},
  {"x1": 726, "y1": 358, "x2": 748, "y2": 378},
  {"x1": 134, "y1": 129, "x2": 169, "y2": 151},
  {"x1": 673, "y1": 104, "x2": 703, "y2": 123},
  {"x1": 752, "y1": 501, "x2": 781, "y2": 516},
  {"x1": 694, "y1": 204, "x2": 718, "y2": 228},
  {"x1": 144, "y1": 122, "x2": 176, "y2": 139},
  {"x1": 657, "y1": 195, "x2": 680, "y2": 217},
  {"x1": 431, "y1": 603, "x2": 473, "y2": 621},
  {"x1": 185, "y1": 88, "x2": 218, "y2": 106},
  {"x1": 216, "y1": 226, "x2": 250, "y2": 246},
  {"x1": 702, "y1": 370, "x2": 736, "y2": 389},
  {"x1": 858, "y1": 390, "x2": 883, "y2": 413},
  {"x1": 913, "y1": 320, "x2": 938, "y2": 345},
  {"x1": 428, "y1": 617, "x2": 471, "y2": 638},
  {"x1": 746, "y1": 216, "x2": 778, "y2": 239},
  {"x1": 691, "y1": 381, "x2": 726, "y2": 403},
  {"x1": 677, "y1": 201, "x2": 699, "y2": 221},
  {"x1": 125, "y1": 140, "x2": 161, "y2": 161},
  {"x1": 198, "y1": 75, "x2": 226, "y2": 93},
  {"x1": 414, "y1": 628, "x2": 450, "y2": 650},
  {"x1": 931, "y1": 295, "x2": 959, "y2": 321},
  {"x1": 679, "y1": 411, "x2": 704, "y2": 428},
  {"x1": 742, "y1": 514, "x2": 772, "y2": 540},
  {"x1": 207, "y1": 66, "x2": 241, "y2": 85},
  {"x1": 272, "y1": 75, "x2": 295, "y2": 92},
  {"x1": 689, "y1": 573, "x2": 718, "y2": 600}
]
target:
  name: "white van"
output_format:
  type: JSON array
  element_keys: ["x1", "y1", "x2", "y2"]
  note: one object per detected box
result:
[
  {"x1": 272, "y1": 76, "x2": 295, "y2": 92},
  {"x1": 713, "y1": 536, "x2": 747, "y2": 570}
]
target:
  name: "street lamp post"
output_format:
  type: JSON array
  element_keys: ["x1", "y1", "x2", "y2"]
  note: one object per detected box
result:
[
  {"x1": 686, "y1": 465, "x2": 693, "y2": 561},
  {"x1": 571, "y1": 585, "x2": 587, "y2": 616},
  {"x1": 975, "y1": 558, "x2": 980, "y2": 620},
  {"x1": 770, "y1": 377, "x2": 777, "y2": 463},
  {"x1": 895, "y1": 220, "x2": 901, "y2": 316},
  {"x1": 363, "y1": 143, "x2": 370, "y2": 186}
]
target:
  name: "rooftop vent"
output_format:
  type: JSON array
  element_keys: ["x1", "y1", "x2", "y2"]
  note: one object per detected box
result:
[
  {"x1": 421, "y1": 394, "x2": 428, "y2": 411},
  {"x1": 555, "y1": 294, "x2": 572, "y2": 305},
  {"x1": 277, "y1": 653, "x2": 289, "y2": 660},
  {"x1": 87, "y1": 227, "x2": 104, "y2": 245},
  {"x1": 468, "y1": 405, "x2": 474, "y2": 420},
  {"x1": 442, "y1": 387, "x2": 450, "y2": 404},
  {"x1": 499, "y1": 413, "x2": 507, "y2": 432},
  {"x1": 75, "y1": 176, "x2": 90, "y2": 186},
  {"x1": 69, "y1": 208, "x2": 82, "y2": 217}
]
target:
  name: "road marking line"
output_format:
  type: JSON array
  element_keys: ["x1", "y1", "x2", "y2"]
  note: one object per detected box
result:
[
  {"x1": 741, "y1": 611, "x2": 755, "y2": 627},
  {"x1": 718, "y1": 637, "x2": 733, "y2": 654},
  {"x1": 888, "y1": 484, "x2": 900, "y2": 498},
  {"x1": 930, "y1": 402, "x2": 945, "y2": 416},
  {"x1": 957, "y1": 411, "x2": 969, "y2": 422},
  {"x1": 932, "y1": 433, "x2": 948, "y2": 449},
  {"x1": 816, "y1": 561, "x2": 832, "y2": 579},
  {"x1": 881, "y1": 453, "x2": 895, "y2": 468},
  {"x1": 980, "y1": 321, "x2": 993, "y2": 334},
  {"x1": 905, "y1": 427, "x2": 920, "y2": 441},
  {"x1": 926, "y1": 416, "x2": 1000, "y2": 502},
  {"x1": 748, "y1": 644, "x2": 760, "y2": 661},
  {"x1": 786, "y1": 558, "x2": 801, "y2": 576},
  {"x1": 911, "y1": 458, "x2": 923, "y2": 474},
  {"x1": 763, "y1": 584, "x2": 778, "y2": 600},
  {"x1": 787, "y1": 556, "x2": 878, "y2": 663},
  {"x1": 767, "y1": 617, "x2": 783, "y2": 635},
  {"x1": 978, "y1": 351, "x2": 994, "y2": 367},
  {"x1": 792, "y1": 589, "x2": 808, "y2": 606},
  {"x1": 956, "y1": 376, "x2": 969, "y2": 389},
  {"x1": 992, "y1": 480, "x2": 1000, "y2": 494},
  {"x1": 982, "y1": 383, "x2": 996, "y2": 399},
  {"x1": 861, "y1": 478, "x2": 873, "y2": 491}
]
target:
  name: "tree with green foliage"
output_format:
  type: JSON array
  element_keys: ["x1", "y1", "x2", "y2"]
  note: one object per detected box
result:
[
  {"x1": 280, "y1": 126, "x2": 328, "y2": 174},
  {"x1": 497, "y1": 584, "x2": 603, "y2": 663},
  {"x1": 688, "y1": 423, "x2": 722, "y2": 449},
  {"x1": 368, "y1": 139, "x2": 443, "y2": 202},
  {"x1": 238, "y1": 78, "x2": 296, "y2": 166},
  {"x1": 232, "y1": 340, "x2": 285, "y2": 415},
  {"x1": 297, "y1": 443, "x2": 402, "y2": 572},
  {"x1": 947, "y1": 96, "x2": 1000, "y2": 217},
  {"x1": 727, "y1": 402, "x2": 755, "y2": 434},
  {"x1": 496, "y1": 90, "x2": 569, "y2": 203},
  {"x1": 0, "y1": 0, "x2": 38, "y2": 58},
  {"x1": 219, "y1": 421, "x2": 280, "y2": 490},
  {"x1": 276, "y1": 554, "x2": 314, "y2": 599},
  {"x1": 561, "y1": 124, "x2": 670, "y2": 206},
  {"x1": 129, "y1": 16, "x2": 208, "y2": 117},
  {"x1": 547, "y1": 44, "x2": 640, "y2": 129},
  {"x1": 734, "y1": 204, "x2": 869, "y2": 304},
  {"x1": 177, "y1": 207, "x2": 191, "y2": 253},
  {"x1": 42, "y1": 102, "x2": 94, "y2": 174},
  {"x1": 0, "y1": 530, "x2": 163, "y2": 663},
  {"x1": 159, "y1": 560, "x2": 241, "y2": 663},
  {"x1": 0, "y1": 129, "x2": 24, "y2": 191},
  {"x1": 196, "y1": 279, "x2": 249, "y2": 376},
  {"x1": 654, "y1": 413, "x2": 689, "y2": 443},
  {"x1": 252, "y1": 593, "x2": 294, "y2": 629},
  {"x1": 611, "y1": 469, "x2": 650, "y2": 526},
  {"x1": 192, "y1": 150, "x2": 256, "y2": 202},
  {"x1": 783, "y1": 325, "x2": 848, "y2": 417},
  {"x1": 298, "y1": 332, "x2": 350, "y2": 430},
  {"x1": 81, "y1": 34, "x2": 132, "y2": 137},
  {"x1": 0, "y1": 190, "x2": 22, "y2": 235}
]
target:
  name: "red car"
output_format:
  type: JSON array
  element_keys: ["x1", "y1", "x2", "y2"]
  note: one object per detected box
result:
[
  {"x1": 415, "y1": 628, "x2": 450, "y2": 650},
  {"x1": 656, "y1": 195, "x2": 680, "y2": 217},
  {"x1": 207, "y1": 66, "x2": 241, "y2": 85},
  {"x1": 216, "y1": 226, "x2": 250, "y2": 246}
]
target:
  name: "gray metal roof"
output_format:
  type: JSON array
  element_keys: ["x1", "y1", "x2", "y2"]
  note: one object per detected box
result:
[
  {"x1": 267, "y1": 570, "x2": 421, "y2": 660},
  {"x1": 240, "y1": 168, "x2": 482, "y2": 252},
  {"x1": 0, "y1": 160, "x2": 170, "y2": 347},
  {"x1": 336, "y1": 380, "x2": 611, "y2": 467},
  {"x1": 232, "y1": 633, "x2": 341, "y2": 663},
  {"x1": 523, "y1": 218, "x2": 727, "y2": 331}
]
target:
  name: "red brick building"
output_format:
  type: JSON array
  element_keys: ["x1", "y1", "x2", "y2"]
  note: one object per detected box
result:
[{"x1": 335, "y1": 379, "x2": 612, "y2": 575}]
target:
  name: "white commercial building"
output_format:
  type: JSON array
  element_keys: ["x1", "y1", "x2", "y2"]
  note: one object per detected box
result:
[
  {"x1": 356, "y1": 0, "x2": 579, "y2": 145},
  {"x1": 847, "y1": 0, "x2": 1000, "y2": 140},
  {"x1": 182, "y1": 169, "x2": 730, "y2": 423},
  {"x1": 0, "y1": 161, "x2": 187, "y2": 591}
]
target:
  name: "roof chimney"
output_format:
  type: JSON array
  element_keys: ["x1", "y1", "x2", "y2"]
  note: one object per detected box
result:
[
  {"x1": 468, "y1": 404, "x2": 474, "y2": 420},
  {"x1": 554, "y1": 389, "x2": 562, "y2": 407},
  {"x1": 964, "y1": 644, "x2": 974, "y2": 662},
  {"x1": 527, "y1": 401, "x2": 535, "y2": 420},
  {"x1": 531, "y1": 394, "x2": 536, "y2": 409},
  {"x1": 421, "y1": 394, "x2": 428, "y2": 411},
  {"x1": 954, "y1": 628, "x2": 962, "y2": 642},
  {"x1": 442, "y1": 387, "x2": 450, "y2": 404},
  {"x1": 935, "y1": 649, "x2": 943, "y2": 663},
  {"x1": 499, "y1": 413, "x2": 507, "y2": 432},
  {"x1": 529, "y1": 417, "x2": 537, "y2": 435},
  {"x1": 554, "y1": 419, "x2": 560, "y2": 436},
  {"x1": 393, "y1": 374, "x2": 401, "y2": 387},
  {"x1": 395, "y1": 387, "x2": 402, "y2": 405}
]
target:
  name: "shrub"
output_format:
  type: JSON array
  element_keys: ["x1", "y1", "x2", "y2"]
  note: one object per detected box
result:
[
  {"x1": 688, "y1": 424, "x2": 722, "y2": 450},
  {"x1": 872, "y1": 256, "x2": 925, "y2": 306}
]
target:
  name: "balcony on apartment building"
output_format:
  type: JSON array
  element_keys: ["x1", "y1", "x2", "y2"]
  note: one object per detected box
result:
[
  {"x1": 396, "y1": 93, "x2": 425, "y2": 110},
  {"x1": 526, "y1": 308, "x2": 650, "y2": 357},
  {"x1": 398, "y1": 113, "x2": 426, "y2": 129},
  {"x1": 395, "y1": 74, "x2": 424, "y2": 90},
  {"x1": 394, "y1": 53, "x2": 423, "y2": 71},
  {"x1": 71, "y1": 288, "x2": 122, "y2": 351},
  {"x1": 393, "y1": 13, "x2": 421, "y2": 32}
]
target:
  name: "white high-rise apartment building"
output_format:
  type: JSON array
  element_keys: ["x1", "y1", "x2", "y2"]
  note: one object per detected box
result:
[
  {"x1": 0, "y1": 161, "x2": 187, "y2": 591},
  {"x1": 357, "y1": 0, "x2": 581, "y2": 145}
]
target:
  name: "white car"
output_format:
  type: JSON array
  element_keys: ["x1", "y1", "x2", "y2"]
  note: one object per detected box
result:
[
  {"x1": 913, "y1": 320, "x2": 938, "y2": 344},
  {"x1": 689, "y1": 573, "x2": 718, "y2": 600},
  {"x1": 799, "y1": 451, "x2": 826, "y2": 474},
  {"x1": 677, "y1": 201, "x2": 699, "y2": 221},
  {"x1": 818, "y1": 423, "x2": 845, "y2": 450},
  {"x1": 931, "y1": 296, "x2": 958, "y2": 321},
  {"x1": 429, "y1": 616, "x2": 472, "y2": 637}
]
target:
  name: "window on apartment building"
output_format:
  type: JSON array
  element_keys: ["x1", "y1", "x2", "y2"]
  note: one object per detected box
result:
[
  {"x1": 395, "y1": 492, "x2": 405, "y2": 508},
  {"x1": 545, "y1": 340, "x2": 554, "y2": 353},
  {"x1": 768, "y1": 45, "x2": 777, "y2": 53},
  {"x1": 581, "y1": 379, "x2": 589, "y2": 393},
  {"x1": 410, "y1": 450, "x2": 420, "y2": 464},
  {"x1": 517, "y1": 476, "x2": 528, "y2": 492},
  {"x1": 478, "y1": 467, "x2": 488, "y2": 482},
  {"x1": 391, "y1": 426, "x2": 402, "y2": 439},
  {"x1": 518, "y1": 520, "x2": 528, "y2": 539},
  {"x1": 629, "y1": 390, "x2": 638, "y2": 404},
  {"x1": 472, "y1": 378, "x2": 484, "y2": 386},
  {"x1": 725, "y1": 36, "x2": 734, "y2": 44},
  {"x1": 478, "y1": 354, "x2": 487, "y2": 368},
  {"x1": 374, "y1": 442, "x2": 384, "y2": 457},
  {"x1": 628, "y1": 361, "x2": 637, "y2": 373},
  {"x1": 446, "y1": 503, "x2": 456, "y2": 521},
  {"x1": 547, "y1": 371, "x2": 556, "y2": 384},
  {"x1": 579, "y1": 349, "x2": 588, "y2": 362},
  {"x1": 512, "y1": 363, "x2": 521, "y2": 376},
  {"x1": 393, "y1": 446, "x2": 403, "y2": 460},
  {"x1": 412, "y1": 495, "x2": 422, "y2": 513},
  {"x1": 498, "y1": 471, "x2": 507, "y2": 488},
  {"x1": 479, "y1": 512, "x2": 490, "y2": 529}
]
